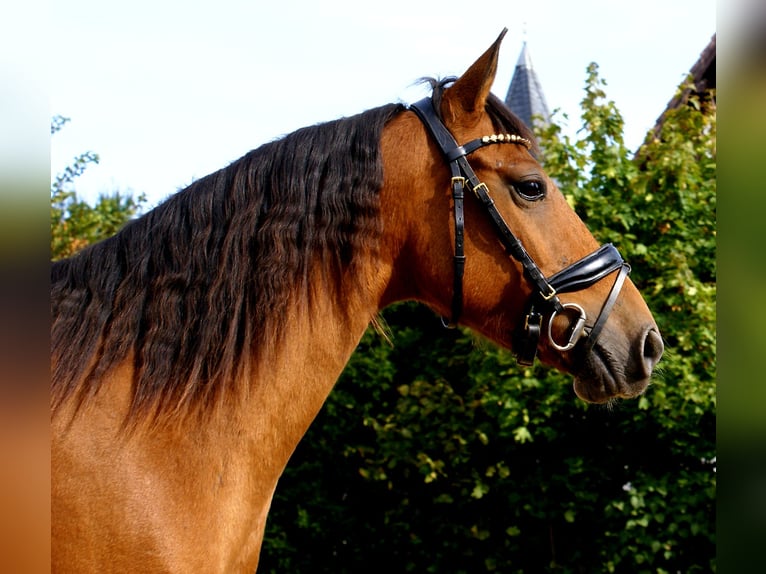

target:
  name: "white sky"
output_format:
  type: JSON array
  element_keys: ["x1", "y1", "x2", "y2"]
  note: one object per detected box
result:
[{"x1": 50, "y1": 0, "x2": 716, "y2": 208}]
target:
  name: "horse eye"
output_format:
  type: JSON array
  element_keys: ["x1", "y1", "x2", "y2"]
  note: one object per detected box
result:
[{"x1": 514, "y1": 180, "x2": 546, "y2": 201}]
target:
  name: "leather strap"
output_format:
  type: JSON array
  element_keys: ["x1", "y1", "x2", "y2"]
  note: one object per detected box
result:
[
  {"x1": 443, "y1": 160, "x2": 465, "y2": 328},
  {"x1": 468, "y1": 171, "x2": 561, "y2": 308},
  {"x1": 547, "y1": 244, "x2": 624, "y2": 294},
  {"x1": 582, "y1": 262, "x2": 631, "y2": 355}
]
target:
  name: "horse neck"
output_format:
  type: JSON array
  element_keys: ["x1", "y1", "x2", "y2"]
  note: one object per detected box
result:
[
  {"x1": 244, "y1": 282, "x2": 381, "y2": 462},
  {"x1": 52, "y1": 260, "x2": 391, "y2": 572}
]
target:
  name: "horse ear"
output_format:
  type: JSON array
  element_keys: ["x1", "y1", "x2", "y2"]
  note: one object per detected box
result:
[{"x1": 443, "y1": 28, "x2": 507, "y2": 120}]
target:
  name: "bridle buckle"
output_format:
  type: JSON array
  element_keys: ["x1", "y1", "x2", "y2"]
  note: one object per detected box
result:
[
  {"x1": 472, "y1": 181, "x2": 490, "y2": 200},
  {"x1": 540, "y1": 284, "x2": 557, "y2": 301},
  {"x1": 548, "y1": 303, "x2": 587, "y2": 352}
]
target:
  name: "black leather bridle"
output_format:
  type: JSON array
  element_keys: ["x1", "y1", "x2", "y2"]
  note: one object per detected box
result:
[{"x1": 409, "y1": 96, "x2": 631, "y2": 365}]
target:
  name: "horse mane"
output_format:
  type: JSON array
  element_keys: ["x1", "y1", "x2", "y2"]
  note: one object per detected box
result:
[
  {"x1": 50, "y1": 81, "x2": 533, "y2": 425},
  {"x1": 51, "y1": 103, "x2": 404, "y2": 423}
]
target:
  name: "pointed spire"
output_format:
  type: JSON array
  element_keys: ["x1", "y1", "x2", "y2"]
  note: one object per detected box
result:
[{"x1": 504, "y1": 41, "x2": 551, "y2": 131}]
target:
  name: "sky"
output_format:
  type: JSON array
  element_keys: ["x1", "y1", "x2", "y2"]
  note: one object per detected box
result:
[{"x1": 50, "y1": 0, "x2": 716, "y2": 208}]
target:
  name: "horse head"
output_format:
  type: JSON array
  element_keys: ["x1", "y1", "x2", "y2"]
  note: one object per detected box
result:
[{"x1": 380, "y1": 30, "x2": 663, "y2": 403}]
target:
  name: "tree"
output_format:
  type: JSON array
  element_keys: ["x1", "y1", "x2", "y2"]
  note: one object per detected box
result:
[
  {"x1": 50, "y1": 115, "x2": 145, "y2": 260},
  {"x1": 259, "y1": 65, "x2": 716, "y2": 573}
]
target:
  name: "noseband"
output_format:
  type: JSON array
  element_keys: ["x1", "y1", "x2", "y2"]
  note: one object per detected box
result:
[{"x1": 409, "y1": 97, "x2": 631, "y2": 365}]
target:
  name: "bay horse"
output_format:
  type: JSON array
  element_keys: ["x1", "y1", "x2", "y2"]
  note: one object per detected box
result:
[{"x1": 51, "y1": 30, "x2": 663, "y2": 573}]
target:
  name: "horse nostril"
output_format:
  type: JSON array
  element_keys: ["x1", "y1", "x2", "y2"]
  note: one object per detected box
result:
[{"x1": 642, "y1": 328, "x2": 664, "y2": 375}]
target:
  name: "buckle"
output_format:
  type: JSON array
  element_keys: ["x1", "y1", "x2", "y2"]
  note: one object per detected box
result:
[
  {"x1": 547, "y1": 303, "x2": 587, "y2": 352},
  {"x1": 472, "y1": 182, "x2": 490, "y2": 199},
  {"x1": 515, "y1": 311, "x2": 542, "y2": 366},
  {"x1": 540, "y1": 284, "x2": 557, "y2": 301}
]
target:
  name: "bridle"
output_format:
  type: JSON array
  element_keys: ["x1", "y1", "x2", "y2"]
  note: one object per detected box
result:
[{"x1": 409, "y1": 96, "x2": 631, "y2": 366}]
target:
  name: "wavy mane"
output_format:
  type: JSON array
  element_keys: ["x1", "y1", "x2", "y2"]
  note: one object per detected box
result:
[{"x1": 51, "y1": 103, "x2": 404, "y2": 422}]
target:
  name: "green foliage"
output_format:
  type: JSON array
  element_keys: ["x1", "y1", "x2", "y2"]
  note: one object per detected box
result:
[
  {"x1": 261, "y1": 65, "x2": 715, "y2": 573},
  {"x1": 50, "y1": 115, "x2": 145, "y2": 260}
]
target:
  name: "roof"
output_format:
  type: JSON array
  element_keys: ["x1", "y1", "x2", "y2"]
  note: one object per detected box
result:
[
  {"x1": 650, "y1": 34, "x2": 716, "y2": 140},
  {"x1": 503, "y1": 42, "x2": 551, "y2": 130}
]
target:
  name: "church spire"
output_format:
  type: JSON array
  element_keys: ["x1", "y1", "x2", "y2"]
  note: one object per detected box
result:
[{"x1": 504, "y1": 41, "x2": 551, "y2": 131}]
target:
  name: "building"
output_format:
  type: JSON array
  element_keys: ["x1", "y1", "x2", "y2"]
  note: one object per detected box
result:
[
  {"x1": 504, "y1": 42, "x2": 551, "y2": 130},
  {"x1": 650, "y1": 34, "x2": 716, "y2": 141}
]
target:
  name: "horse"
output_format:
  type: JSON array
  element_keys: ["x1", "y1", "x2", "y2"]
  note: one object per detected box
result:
[{"x1": 51, "y1": 29, "x2": 663, "y2": 573}]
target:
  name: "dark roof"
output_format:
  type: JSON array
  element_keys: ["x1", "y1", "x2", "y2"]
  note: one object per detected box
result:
[
  {"x1": 650, "y1": 34, "x2": 716, "y2": 139},
  {"x1": 504, "y1": 42, "x2": 551, "y2": 130}
]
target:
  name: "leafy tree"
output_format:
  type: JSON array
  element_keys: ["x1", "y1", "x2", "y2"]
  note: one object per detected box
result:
[
  {"x1": 50, "y1": 115, "x2": 145, "y2": 260},
  {"x1": 260, "y1": 65, "x2": 716, "y2": 573}
]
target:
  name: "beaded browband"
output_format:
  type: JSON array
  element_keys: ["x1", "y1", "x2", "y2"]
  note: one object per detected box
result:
[{"x1": 480, "y1": 133, "x2": 531, "y2": 148}]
